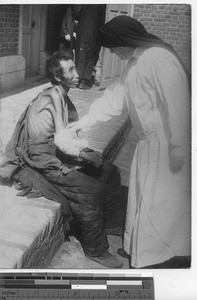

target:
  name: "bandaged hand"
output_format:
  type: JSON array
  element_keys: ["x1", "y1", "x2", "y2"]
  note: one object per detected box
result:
[
  {"x1": 54, "y1": 127, "x2": 89, "y2": 156},
  {"x1": 169, "y1": 152, "x2": 184, "y2": 174},
  {"x1": 67, "y1": 115, "x2": 92, "y2": 133}
]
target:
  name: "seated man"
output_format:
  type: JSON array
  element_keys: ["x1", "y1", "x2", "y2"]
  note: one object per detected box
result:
[{"x1": 0, "y1": 51, "x2": 124, "y2": 268}]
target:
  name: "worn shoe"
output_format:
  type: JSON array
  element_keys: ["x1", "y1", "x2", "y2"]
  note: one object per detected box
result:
[
  {"x1": 117, "y1": 248, "x2": 130, "y2": 259},
  {"x1": 85, "y1": 251, "x2": 123, "y2": 268},
  {"x1": 78, "y1": 79, "x2": 91, "y2": 90},
  {"x1": 70, "y1": 83, "x2": 77, "y2": 88}
]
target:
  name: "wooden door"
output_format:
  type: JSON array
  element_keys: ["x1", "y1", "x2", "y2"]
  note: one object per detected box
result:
[
  {"x1": 22, "y1": 5, "x2": 41, "y2": 77},
  {"x1": 99, "y1": 4, "x2": 134, "y2": 89}
]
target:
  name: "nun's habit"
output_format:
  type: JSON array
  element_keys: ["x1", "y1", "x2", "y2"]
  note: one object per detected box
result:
[{"x1": 77, "y1": 16, "x2": 191, "y2": 268}]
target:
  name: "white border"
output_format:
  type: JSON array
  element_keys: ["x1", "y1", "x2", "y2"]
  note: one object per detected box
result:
[{"x1": 0, "y1": 1, "x2": 196, "y2": 299}]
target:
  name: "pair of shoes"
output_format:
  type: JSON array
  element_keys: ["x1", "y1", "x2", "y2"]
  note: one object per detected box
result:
[
  {"x1": 78, "y1": 79, "x2": 91, "y2": 90},
  {"x1": 117, "y1": 248, "x2": 130, "y2": 259},
  {"x1": 85, "y1": 251, "x2": 123, "y2": 268},
  {"x1": 94, "y1": 80, "x2": 100, "y2": 86},
  {"x1": 70, "y1": 83, "x2": 77, "y2": 88},
  {"x1": 105, "y1": 227, "x2": 123, "y2": 237}
]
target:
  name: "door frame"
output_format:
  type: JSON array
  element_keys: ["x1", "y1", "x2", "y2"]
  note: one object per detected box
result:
[
  {"x1": 18, "y1": 4, "x2": 46, "y2": 78},
  {"x1": 105, "y1": 3, "x2": 134, "y2": 22},
  {"x1": 99, "y1": 4, "x2": 134, "y2": 89}
]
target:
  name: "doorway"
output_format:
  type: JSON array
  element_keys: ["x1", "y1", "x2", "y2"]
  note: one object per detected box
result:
[
  {"x1": 21, "y1": 5, "x2": 42, "y2": 77},
  {"x1": 99, "y1": 4, "x2": 134, "y2": 89}
]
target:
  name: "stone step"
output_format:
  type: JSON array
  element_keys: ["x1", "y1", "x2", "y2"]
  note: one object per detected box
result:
[
  {"x1": 0, "y1": 82, "x2": 132, "y2": 269},
  {"x1": 0, "y1": 186, "x2": 64, "y2": 268}
]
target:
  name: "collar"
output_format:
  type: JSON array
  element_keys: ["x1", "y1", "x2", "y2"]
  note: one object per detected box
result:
[{"x1": 130, "y1": 47, "x2": 147, "y2": 60}]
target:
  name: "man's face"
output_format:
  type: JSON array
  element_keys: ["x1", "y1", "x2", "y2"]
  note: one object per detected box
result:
[{"x1": 59, "y1": 59, "x2": 79, "y2": 89}]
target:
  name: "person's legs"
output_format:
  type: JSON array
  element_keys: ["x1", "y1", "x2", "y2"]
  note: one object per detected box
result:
[
  {"x1": 75, "y1": 40, "x2": 99, "y2": 89},
  {"x1": 83, "y1": 42, "x2": 100, "y2": 78},
  {"x1": 79, "y1": 42, "x2": 99, "y2": 89},
  {"x1": 43, "y1": 168, "x2": 123, "y2": 267},
  {"x1": 75, "y1": 41, "x2": 87, "y2": 83}
]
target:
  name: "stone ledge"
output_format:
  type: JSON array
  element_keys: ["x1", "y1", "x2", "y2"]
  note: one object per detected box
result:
[
  {"x1": 0, "y1": 114, "x2": 131, "y2": 269},
  {"x1": 0, "y1": 55, "x2": 25, "y2": 92},
  {"x1": 0, "y1": 55, "x2": 25, "y2": 74},
  {"x1": 0, "y1": 185, "x2": 64, "y2": 269},
  {"x1": 0, "y1": 84, "x2": 132, "y2": 269}
]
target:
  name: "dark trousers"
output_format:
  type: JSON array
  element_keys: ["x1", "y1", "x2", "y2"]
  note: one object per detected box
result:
[
  {"x1": 75, "y1": 40, "x2": 100, "y2": 81},
  {"x1": 43, "y1": 163, "x2": 123, "y2": 257}
]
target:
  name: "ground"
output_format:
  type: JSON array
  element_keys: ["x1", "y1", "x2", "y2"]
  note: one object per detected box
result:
[{"x1": 48, "y1": 235, "x2": 129, "y2": 269}]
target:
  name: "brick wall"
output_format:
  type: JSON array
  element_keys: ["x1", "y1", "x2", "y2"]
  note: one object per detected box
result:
[
  {"x1": 0, "y1": 5, "x2": 20, "y2": 57},
  {"x1": 133, "y1": 4, "x2": 191, "y2": 72}
]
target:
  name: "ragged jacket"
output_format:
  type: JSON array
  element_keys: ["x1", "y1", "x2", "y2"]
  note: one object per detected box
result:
[{"x1": 0, "y1": 87, "x2": 79, "y2": 219}]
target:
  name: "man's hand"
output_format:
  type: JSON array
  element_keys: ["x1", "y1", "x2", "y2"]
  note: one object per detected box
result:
[
  {"x1": 169, "y1": 152, "x2": 184, "y2": 174},
  {"x1": 61, "y1": 165, "x2": 81, "y2": 174},
  {"x1": 79, "y1": 148, "x2": 103, "y2": 168}
]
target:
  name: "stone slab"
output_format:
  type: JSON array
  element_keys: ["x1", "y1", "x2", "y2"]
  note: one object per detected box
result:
[
  {"x1": 0, "y1": 55, "x2": 25, "y2": 74},
  {"x1": 0, "y1": 185, "x2": 63, "y2": 269},
  {"x1": 0, "y1": 55, "x2": 25, "y2": 92},
  {"x1": 0, "y1": 82, "x2": 131, "y2": 269},
  {"x1": 0, "y1": 70, "x2": 25, "y2": 92}
]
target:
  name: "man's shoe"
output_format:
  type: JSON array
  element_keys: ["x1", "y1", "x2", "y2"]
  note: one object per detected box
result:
[
  {"x1": 79, "y1": 82, "x2": 91, "y2": 90},
  {"x1": 117, "y1": 248, "x2": 130, "y2": 259},
  {"x1": 70, "y1": 83, "x2": 77, "y2": 88},
  {"x1": 79, "y1": 79, "x2": 91, "y2": 90},
  {"x1": 85, "y1": 251, "x2": 123, "y2": 268}
]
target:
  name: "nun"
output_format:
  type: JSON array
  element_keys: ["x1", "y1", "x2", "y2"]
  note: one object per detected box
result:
[{"x1": 68, "y1": 15, "x2": 191, "y2": 268}]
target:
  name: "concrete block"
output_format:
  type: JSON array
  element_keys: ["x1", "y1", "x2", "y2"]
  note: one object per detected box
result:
[
  {"x1": 0, "y1": 185, "x2": 64, "y2": 269},
  {"x1": 0, "y1": 70, "x2": 25, "y2": 92},
  {"x1": 0, "y1": 55, "x2": 25, "y2": 92},
  {"x1": 0, "y1": 55, "x2": 25, "y2": 74}
]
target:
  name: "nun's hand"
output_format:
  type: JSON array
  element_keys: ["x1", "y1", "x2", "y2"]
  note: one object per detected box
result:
[{"x1": 169, "y1": 152, "x2": 184, "y2": 174}]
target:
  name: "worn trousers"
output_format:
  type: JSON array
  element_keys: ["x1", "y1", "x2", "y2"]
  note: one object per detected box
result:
[{"x1": 43, "y1": 163, "x2": 123, "y2": 257}]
